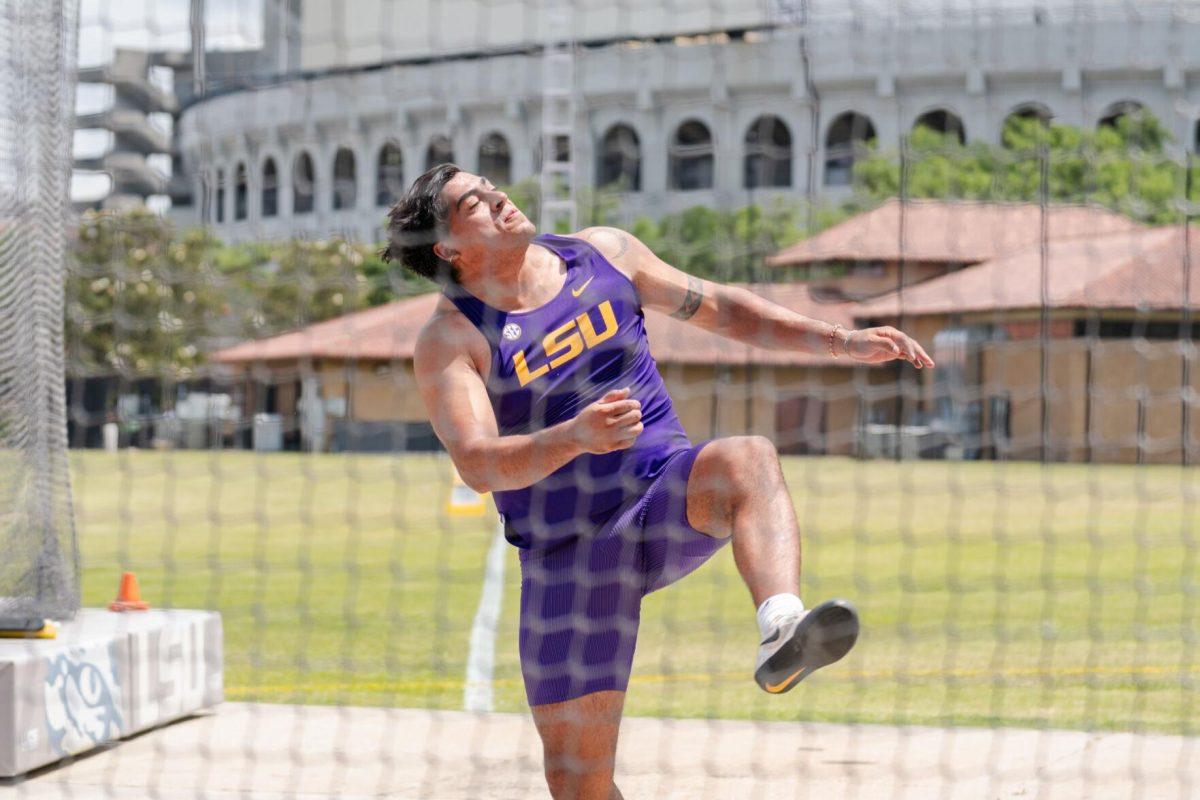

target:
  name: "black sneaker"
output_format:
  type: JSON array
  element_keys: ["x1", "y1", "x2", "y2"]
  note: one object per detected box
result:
[{"x1": 754, "y1": 599, "x2": 860, "y2": 694}]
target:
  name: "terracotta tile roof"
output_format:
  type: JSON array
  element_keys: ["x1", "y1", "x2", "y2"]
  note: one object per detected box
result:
[
  {"x1": 211, "y1": 292, "x2": 442, "y2": 363},
  {"x1": 856, "y1": 225, "x2": 1200, "y2": 318},
  {"x1": 766, "y1": 198, "x2": 1147, "y2": 267},
  {"x1": 211, "y1": 284, "x2": 859, "y2": 368}
]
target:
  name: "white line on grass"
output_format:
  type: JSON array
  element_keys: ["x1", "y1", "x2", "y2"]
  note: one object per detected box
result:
[{"x1": 463, "y1": 519, "x2": 507, "y2": 712}]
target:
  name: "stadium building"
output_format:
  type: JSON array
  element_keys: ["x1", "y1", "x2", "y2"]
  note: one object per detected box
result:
[{"x1": 175, "y1": 0, "x2": 1200, "y2": 243}]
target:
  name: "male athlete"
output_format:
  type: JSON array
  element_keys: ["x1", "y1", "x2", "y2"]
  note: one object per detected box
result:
[{"x1": 382, "y1": 164, "x2": 934, "y2": 800}]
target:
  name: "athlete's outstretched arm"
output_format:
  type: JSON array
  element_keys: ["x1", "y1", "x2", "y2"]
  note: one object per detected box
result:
[
  {"x1": 580, "y1": 226, "x2": 935, "y2": 369},
  {"x1": 414, "y1": 309, "x2": 645, "y2": 493}
]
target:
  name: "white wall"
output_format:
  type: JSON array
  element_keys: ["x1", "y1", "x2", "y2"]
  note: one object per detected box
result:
[{"x1": 298, "y1": 0, "x2": 772, "y2": 71}]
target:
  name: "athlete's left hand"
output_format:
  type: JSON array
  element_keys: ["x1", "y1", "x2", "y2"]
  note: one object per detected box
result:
[{"x1": 846, "y1": 327, "x2": 935, "y2": 369}]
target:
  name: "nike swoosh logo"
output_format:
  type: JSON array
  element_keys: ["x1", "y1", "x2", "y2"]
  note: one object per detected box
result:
[
  {"x1": 571, "y1": 276, "x2": 595, "y2": 297},
  {"x1": 764, "y1": 665, "x2": 806, "y2": 693}
]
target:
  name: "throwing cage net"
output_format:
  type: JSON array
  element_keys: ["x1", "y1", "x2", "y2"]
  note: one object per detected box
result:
[
  {"x1": 0, "y1": 1, "x2": 80, "y2": 626},
  {"x1": 4, "y1": 0, "x2": 1198, "y2": 796}
]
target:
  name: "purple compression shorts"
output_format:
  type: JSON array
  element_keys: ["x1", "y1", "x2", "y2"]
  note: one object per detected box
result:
[{"x1": 517, "y1": 441, "x2": 728, "y2": 706}]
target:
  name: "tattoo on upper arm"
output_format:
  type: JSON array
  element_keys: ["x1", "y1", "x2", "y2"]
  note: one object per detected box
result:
[
  {"x1": 611, "y1": 232, "x2": 628, "y2": 259},
  {"x1": 586, "y1": 228, "x2": 629, "y2": 261},
  {"x1": 671, "y1": 276, "x2": 704, "y2": 320}
]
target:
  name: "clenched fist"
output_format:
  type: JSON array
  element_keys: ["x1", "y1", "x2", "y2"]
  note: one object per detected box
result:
[{"x1": 569, "y1": 387, "x2": 644, "y2": 454}]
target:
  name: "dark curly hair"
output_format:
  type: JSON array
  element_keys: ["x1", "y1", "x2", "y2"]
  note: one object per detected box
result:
[{"x1": 380, "y1": 163, "x2": 461, "y2": 284}]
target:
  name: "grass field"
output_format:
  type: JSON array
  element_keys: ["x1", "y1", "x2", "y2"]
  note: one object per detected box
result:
[{"x1": 71, "y1": 449, "x2": 1198, "y2": 734}]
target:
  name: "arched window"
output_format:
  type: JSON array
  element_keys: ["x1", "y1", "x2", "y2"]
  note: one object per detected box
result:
[
  {"x1": 1001, "y1": 104, "x2": 1052, "y2": 148},
  {"x1": 824, "y1": 112, "x2": 877, "y2": 187},
  {"x1": 669, "y1": 119, "x2": 714, "y2": 191},
  {"x1": 1099, "y1": 100, "x2": 1160, "y2": 149},
  {"x1": 332, "y1": 147, "x2": 356, "y2": 211},
  {"x1": 597, "y1": 124, "x2": 641, "y2": 191},
  {"x1": 425, "y1": 135, "x2": 454, "y2": 170},
  {"x1": 261, "y1": 158, "x2": 278, "y2": 218},
  {"x1": 1009, "y1": 103, "x2": 1052, "y2": 125},
  {"x1": 215, "y1": 168, "x2": 225, "y2": 223},
  {"x1": 913, "y1": 108, "x2": 966, "y2": 143},
  {"x1": 534, "y1": 135, "x2": 569, "y2": 173},
  {"x1": 478, "y1": 133, "x2": 512, "y2": 185},
  {"x1": 375, "y1": 143, "x2": 404, "y2": 207},
  {"x1": 293, "y1": 152, "x2": 314, "y2": 215},
  {"x1": 744, "y1": 115, "x2": 792, "y2": 189},
  {"x1": 234, "y1": 162, "x2": 248, "y2": 221},
  {"x1": 1099, "y1": 100, "x2": 1146, "y2": 129}
]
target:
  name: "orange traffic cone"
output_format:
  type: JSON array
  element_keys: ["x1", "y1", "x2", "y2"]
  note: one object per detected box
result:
[{"x1": 109, "y1": 572, "x2": 150, "y2": 612}]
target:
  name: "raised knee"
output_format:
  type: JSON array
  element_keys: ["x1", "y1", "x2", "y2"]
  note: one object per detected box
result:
[
  {"x1": 740, "y1": 435, "x2": 778, "y2": 462},
  {"x1": 702, "y1": 436, "x2": 781, "y2": 498},
  {"x1": 719, "y1": 435, "x2": 779, "y2": 475}
]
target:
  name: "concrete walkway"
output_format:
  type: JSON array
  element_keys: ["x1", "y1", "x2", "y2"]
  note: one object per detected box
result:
[{"x1": 7, "y1": 703, "x2": 1197, "y2": 799}]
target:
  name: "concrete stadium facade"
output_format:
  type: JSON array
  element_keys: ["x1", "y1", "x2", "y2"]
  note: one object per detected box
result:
[{"x1": 176, "y1": 2, "x2": 1200, "y2": 244}]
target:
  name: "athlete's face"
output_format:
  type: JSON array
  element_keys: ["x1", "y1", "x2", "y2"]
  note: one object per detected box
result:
[{"x1": 436, "y1": 171, "x2": 536, "y2": 268}]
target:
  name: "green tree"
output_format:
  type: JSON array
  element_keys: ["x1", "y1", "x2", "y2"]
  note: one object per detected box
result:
[
  {"x1": 217, "y1": 238, "x2": 383, "y2": 339},
  {"x1": 628, "y1": 198, "x2": 853, "y2": 283},
  {"x1": 852, "y1": 112, "x2": 1200, "y2": 225},
  {"x1": 67, "y1": 190, "x2": 854, "y2": 380},
  {"x1": 503, "y1": 176, "x2": 847, "y2": 282},
  {"x1": 69, "y1": 211, "x2": 435, "y2": 378},
  {"x1": 69, "y1": 210, "x2": 223, "y2": 379}
]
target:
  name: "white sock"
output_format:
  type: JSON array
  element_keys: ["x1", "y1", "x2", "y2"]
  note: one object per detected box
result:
[{"x1": 756, "y1": 593, "x2": 804, "y2": 639}]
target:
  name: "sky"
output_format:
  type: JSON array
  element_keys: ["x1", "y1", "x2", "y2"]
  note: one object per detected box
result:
[{"x1": 78, "y1": 0, "x2": 262, "y2": 68}]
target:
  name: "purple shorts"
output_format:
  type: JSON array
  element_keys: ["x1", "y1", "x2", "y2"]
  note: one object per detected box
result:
[{"x1": 517, "y1": 441, "x2": 727, "y2": 706}]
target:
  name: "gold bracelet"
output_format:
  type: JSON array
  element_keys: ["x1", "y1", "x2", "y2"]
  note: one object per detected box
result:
[{"x1": 828, "y1": 323, "x2": 843, "y2": 358}]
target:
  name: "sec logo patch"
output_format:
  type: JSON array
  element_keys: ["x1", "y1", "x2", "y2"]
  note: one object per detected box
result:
[{"x1": 502, "y1": 323, "x2": 522, "y2": 341}]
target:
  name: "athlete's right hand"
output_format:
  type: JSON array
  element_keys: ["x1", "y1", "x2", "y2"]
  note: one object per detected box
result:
[{"x1": 569, "y1": 387, "x2": 643, "y2": 454}]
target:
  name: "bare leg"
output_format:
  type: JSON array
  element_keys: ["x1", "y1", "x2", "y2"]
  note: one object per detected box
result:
[
  {"x1": 531, "y1": 689, "x2": 626, "y2": 800},
  {"x1": 685, "y1": 436, "x2": 800, "y2": 607}
]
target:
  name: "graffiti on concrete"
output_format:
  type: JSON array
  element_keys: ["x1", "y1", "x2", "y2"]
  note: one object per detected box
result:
[{"x1": 43, "y1": 647, "x2": 123, "y2": 756}]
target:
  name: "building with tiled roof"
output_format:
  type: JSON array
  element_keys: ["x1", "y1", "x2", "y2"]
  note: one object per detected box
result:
[
  {"x1": 213, "y1": 284, "x2": 860, "y2": 368},
  {"x1": 766, "y1": 198, "x2": 1147, "y2": 299},
  {"x1": 212, "y1": 282, "x2": 875, "y2": 455},
  {"x1": 853, "y1": 223, "x2": 1200, "y2": 464},
  {"x1": 214, "y1": 293, "x2": 441, "y2": 365},
  {"x1": 210, "y1": 201, "x2": 1199, "y2": 464},
  {"x1": 856, "y1": 225, "x2": 1200, "y2": 317}
]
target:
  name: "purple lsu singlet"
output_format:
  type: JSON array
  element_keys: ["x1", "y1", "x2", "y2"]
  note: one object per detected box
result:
[
  {"x1": 445, "y1": 233, "x2": 728, "y2": 706},
  {"x1": 444, "y1": 233, "x2": 690, "y2": 551}
]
